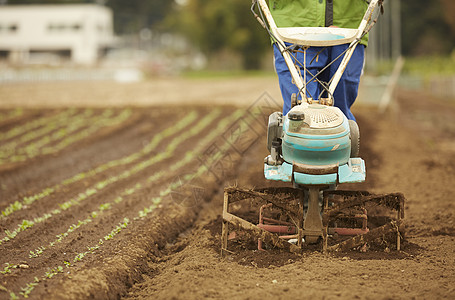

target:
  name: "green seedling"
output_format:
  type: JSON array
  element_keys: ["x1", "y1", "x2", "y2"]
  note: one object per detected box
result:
[
  {"x1": 1, "y1": 263, "x2": 17, "y2": 274},
  {"x1": 10, "y1": 292, "x2": 19, "y2": 300}
]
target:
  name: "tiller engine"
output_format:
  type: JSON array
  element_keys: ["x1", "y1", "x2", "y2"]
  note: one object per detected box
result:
[{"x1": 221, "y1": 0, "x2": 404, "y2": 254}]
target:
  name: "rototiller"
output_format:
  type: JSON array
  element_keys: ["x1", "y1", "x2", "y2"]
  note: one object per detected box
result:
[{"x1": 221, "y1": 0, "x2": 404, "y2": 253}]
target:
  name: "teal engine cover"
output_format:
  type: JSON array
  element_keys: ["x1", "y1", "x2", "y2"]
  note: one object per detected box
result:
[
  {"x1": 264, "y1": 104, "x2": 366, "y2": 185},
  {"x1": 282, "y1": 104, "x2": 350, "y2": 167}
]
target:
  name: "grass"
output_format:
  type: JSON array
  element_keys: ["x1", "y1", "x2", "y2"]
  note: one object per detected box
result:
[
  {"x1": 181, "y1": 69, "x2": 275, "y2": 79},
  {"x1": 184, "y1": 55, "x2": 455, "y2": 80},
  {"x1": 403, "y1": 56, "x2": 455, "y2": 78},
  {"x1": 369, "y1": 55, "x2": 455, "y2": 78},
  {"x1": 181, "y1": 55, "x2": 455, "y2": 81}
]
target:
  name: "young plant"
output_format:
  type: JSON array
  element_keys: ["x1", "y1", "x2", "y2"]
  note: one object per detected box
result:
[{"x1": 1, "y1": 263, "x2": 17, "y2": 274}]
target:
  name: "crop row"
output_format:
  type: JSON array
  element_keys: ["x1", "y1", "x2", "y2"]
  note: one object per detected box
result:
[
  {"x1": 0, "y1": 108, "x2": 79, "y2": 143},
  {"x1": 0, "y1": 108, "x2": 23, "y2": 119},
  {"x1": 0, "y1": 108, "x2": 24, "y2": 124},
  {"x1": 0, "y1": 108, "x2": 24, "y2": 130},
  {"x1": 0, "y1": 109, "x2": 92, "y2": 157},
  {"x1": 20, "y1": 109, "x2": 245, "y2": 262},
  {"x1": 0, "y1": 109, "x2": 132, "y2": 165},
  {"x1": 5, "y1": 108, "x2": 245, "y2": 261},
  {"x1": 0, "y1": 109, "x2": 222, "y2": 246},
  {"x1": 4, "y1": 109, "x2": 252, "y2": 299},
  {"x1": 0, "y1": 110, "x2": 199, "y2": 220},
  {"x1": 15, "y1": 107, "x2": 225, "y2": 259}
]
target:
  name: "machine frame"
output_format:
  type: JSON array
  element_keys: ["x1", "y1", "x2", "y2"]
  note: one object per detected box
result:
[{"x1": 221, "y1": 0, "x2": 404, "y2": 254}]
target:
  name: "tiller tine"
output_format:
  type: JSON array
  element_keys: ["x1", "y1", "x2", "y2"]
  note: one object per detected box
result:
[
  {"x1": 322, "y1": 191, "x2": 405, "y2": 253},
  {"x1": 221, "y1": 187, "x2": 405, "y2": 255},
  {"x1": 221, "y1": 187, "x2": 301, "y2": 254}
]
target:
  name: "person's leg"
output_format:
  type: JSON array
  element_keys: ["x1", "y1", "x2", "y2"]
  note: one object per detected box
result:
[
  {"x1": 273, "y1": 44, "x2": 297, "y2": 116},
  {"x1": 273, "y1": 44, "x2": 328, "y2": 115},
  {"x1": 303, "y1": 46, "x2": 329, "y2": 101},
  {"x1": 328, "y1": 44, "x2": 365, "y2": 121}
]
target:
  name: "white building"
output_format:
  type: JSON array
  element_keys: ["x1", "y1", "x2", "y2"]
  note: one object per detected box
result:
[{"x1": 0, "y1": 4, "x2": 114, "y2": 65}]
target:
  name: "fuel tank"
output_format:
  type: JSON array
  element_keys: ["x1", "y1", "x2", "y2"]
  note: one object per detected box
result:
[{"x1": 281, "y1": 104, "x2": 351, "y2": 167}]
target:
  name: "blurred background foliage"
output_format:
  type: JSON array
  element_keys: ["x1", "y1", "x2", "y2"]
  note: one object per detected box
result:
[
  {"x1": 5, "y1": 0, "x2": 455, "y2": 72},
  {"x1": 402, "y1": 0, "x2": 455, "y2": 56},
  {"x1": 165, "y1": 0, "x2": 270, "y2": 69}
]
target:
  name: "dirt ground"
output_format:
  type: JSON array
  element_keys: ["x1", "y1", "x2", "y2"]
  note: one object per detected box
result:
[{"x1": 0, "y1": 78, "x2": 454, "y2": 300}]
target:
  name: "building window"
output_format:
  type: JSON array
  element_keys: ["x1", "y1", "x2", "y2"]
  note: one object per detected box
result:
[
  {"x1": 0, "y1": 24, "x2": 19, "y2": 34},
  {"x1": 47, "y1": 24, "x2": 57, "y2": 31},
  {"x1": 47, "y1": 23, "x2": 82, "y2": 32}
]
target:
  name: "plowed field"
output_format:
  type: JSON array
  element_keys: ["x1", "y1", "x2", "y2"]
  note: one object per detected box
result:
[{"x1": 0, "y1": 79, "x2": 454, "y2": 300}]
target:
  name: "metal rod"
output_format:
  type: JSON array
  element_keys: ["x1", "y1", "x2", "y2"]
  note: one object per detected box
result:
[
  {"x1": 328, "y1": 0, "x2": 380, "y2": 96},
  {"x1": 256, "y1": 0, "x2": 308, "y2": 103},
  {"x1": 303, "y1": 187, "x2": 323, "y2": 243},
  {"x1": 334, "y1": 227, "x2": 369, "y2": 235},
  {"x1": 221, "y1": 191, "x2": 229, "y2": 255},
  {"x1": 223, "y1": 210, "x2": 301, "y2": 253},
  {"x1": 262, "y1": 217, "x2": 294, "y2": 226},
  {"x1": 257, "y1": 224, "x2": 297, "y2": 234}
]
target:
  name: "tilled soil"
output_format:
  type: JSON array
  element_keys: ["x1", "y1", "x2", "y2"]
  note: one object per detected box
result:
[{"x1": 0, "y1": 79, "x2": 454, "y2": 300}]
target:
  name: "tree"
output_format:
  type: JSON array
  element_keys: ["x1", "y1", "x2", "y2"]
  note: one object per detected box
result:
[
  {"x1": 7, "y1": 0, "x2": 91, "y2": 4},
  {"x1": 168, "y1": 0, "x2": 270, "y2": 69},
  {"x1": 440, "y1": 0, "x2": 455, "y2": 37},
  {"x1": 6, "y1": 0, "x2": 455, "y2": 66},
  {"x1": 106, "y1": 0, "x2": 174, "y2": 34},
  {"x1": 401, "y1": 0, "x2": 455, "y2": 56}
]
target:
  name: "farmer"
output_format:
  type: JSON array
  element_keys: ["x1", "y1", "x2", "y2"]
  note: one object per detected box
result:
[{"x1": 271, "y1": 0, "x2": 369, "y2": 120}]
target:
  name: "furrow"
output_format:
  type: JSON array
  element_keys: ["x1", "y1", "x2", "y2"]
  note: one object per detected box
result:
[
  {"x1": 0, "y1": 108, "x2": 24, "y2": 129},
  {"x1": 0, "y1": 108, "x2": 77, "y2": 142},
  {"x1": 10, "y1": 109, "x2": 250, "y2": 299},
  {"x1": 0, "y1": 109, "x2": 221, "y2": 246},
  {"x1": 0, "y1": 109, "x2": 101, "y2": 163},
  {"x1": 0, "y1": 108, "x2": 92, "y2": 156},
  {"x1": 13, "y1": 109, "x2": 245, "y2": 261},
  {"x1": 0, "y1": 108, "x2": 132, "y2": 165},
  {"x1": 0, "y1": 110, "x2": 199, "y2": 221}
]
